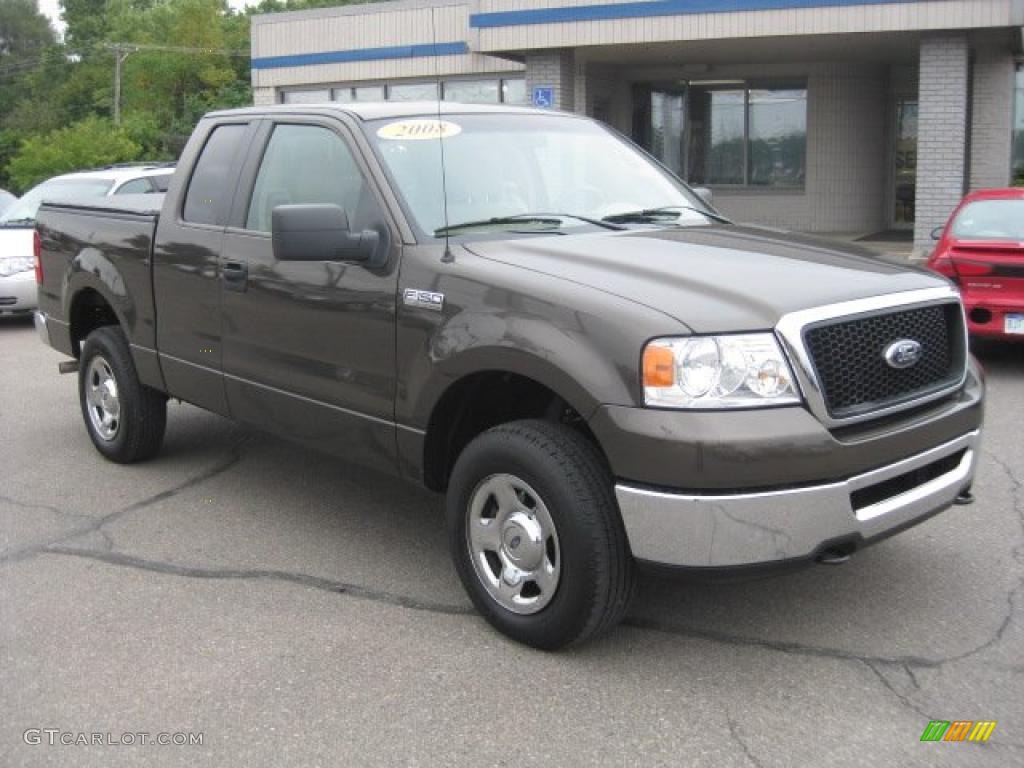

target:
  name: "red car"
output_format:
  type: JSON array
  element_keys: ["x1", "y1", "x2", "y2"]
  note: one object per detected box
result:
[{"x1": 928, "y1": 187, "x2": 1024, "y2": 340}]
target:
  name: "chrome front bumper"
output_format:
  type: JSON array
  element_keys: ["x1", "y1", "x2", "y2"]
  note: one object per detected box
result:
[{"x1": 615, "y1": 430, "x2": 980, "y2": 568}]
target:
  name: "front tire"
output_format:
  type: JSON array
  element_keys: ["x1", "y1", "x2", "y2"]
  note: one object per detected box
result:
[
  {"x1": 79, "y1": 326, "x2": 167, "y2": 463},
  {"x1": 447, "y1": 420, "x2": 635, "y2": 649}
]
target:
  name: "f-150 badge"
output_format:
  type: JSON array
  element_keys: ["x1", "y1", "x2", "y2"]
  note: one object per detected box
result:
[{"x1": 403, "y1": 288, "x2": 444, "y2": 312}]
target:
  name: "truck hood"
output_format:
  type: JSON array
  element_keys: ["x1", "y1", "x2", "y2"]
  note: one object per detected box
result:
[
  {"x1": 0, "y1": 226, "x2": 33, "y2": 259},
  {"x1": 464, "y1": 225, "x2": 945, "y2": 333}
]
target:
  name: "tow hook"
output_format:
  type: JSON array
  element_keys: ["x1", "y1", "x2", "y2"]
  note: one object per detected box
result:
[
  {"x1": 817, "y1": 549, "x2": 851, "y2": 566},
  {"x1": 954, "y1": 489, "x2": 975, "y2": 506}
]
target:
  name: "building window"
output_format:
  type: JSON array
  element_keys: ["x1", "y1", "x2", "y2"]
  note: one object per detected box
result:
[
  {"x1": 443, "y1": 79, "x2": 500, "y2": 104},
  {"x1": 281, "y1": 76, "x2": 528, "y2": 108},
  {"x1": 388, "y1": 82, "x2": 439, "y2": 102},
  {"x1": 281, "y1": 89, "x2": 331, "y2": 104},
  {"x1": 1014, "y1": 64, "x2": 1024, "y2": 186},
  {"x1": 327, "y1": 85, "x2": 384, "y2": 102},
  {"x1": 689, "y1": 87, "x2": 745, "y2": 185},
  {"x1": 502, "y1": 79, "x2": 527, "y2": 105},
  {"x1": 354, "y1": 85, "x2": 384, "y2": 101},
  {"x1": 688, "y1": 83, "x2": 807, "y2": 188}
]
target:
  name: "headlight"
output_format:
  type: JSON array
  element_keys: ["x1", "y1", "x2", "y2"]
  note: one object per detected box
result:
[
  {"x1": 0, "y1": 257, "x2": 34, "y2": 277},
  {"x1": 642, "y1": 334, "x2": 801, "y2": 409}
]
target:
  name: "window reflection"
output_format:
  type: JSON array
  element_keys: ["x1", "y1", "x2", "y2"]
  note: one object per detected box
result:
[
  {"x1": 689, "y1": 88, "x2": 745, "y2": 185},
  {"x1": 388, "y1": 82, "x2": 439, "y2": 102},
  {"x1": 443, "y1": 80, "x2": 500, "y2": 103},
  {"x1": 687, "y1": 84, "x2": 806, "y2": 188},
  {"x1": 748, "y1": 89, "x2": 807, "y2": 187},
  {"x1": 281, "y1": 89, "x2": 331, "y2": 104}
]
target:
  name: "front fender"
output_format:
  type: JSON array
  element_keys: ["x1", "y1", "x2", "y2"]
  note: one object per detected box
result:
[{"x1": 400, "y1": 306, "x2": 638, "y2": 430}]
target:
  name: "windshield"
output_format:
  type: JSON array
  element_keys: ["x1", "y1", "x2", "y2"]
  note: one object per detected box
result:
[
  {"x1": 951, "y1": 199, "x2": 1024, "y2": 241},
  {"x1": 0, "y1": 177, "x2": 114, "y2": 225},
  {"x1": 365, "y1": 113, "x2": 717, "y2": 237}
]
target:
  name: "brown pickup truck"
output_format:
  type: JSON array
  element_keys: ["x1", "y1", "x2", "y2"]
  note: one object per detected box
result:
[{"x1": 34, "y1": 103, "x2": 983, "y2": 648}]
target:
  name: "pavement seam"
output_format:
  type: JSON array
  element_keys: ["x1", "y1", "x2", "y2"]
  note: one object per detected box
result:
[
  {"x1": 4, "y1": 436, "x2": 1020, "y2": 679},
  {"x1": 726, "y1": 714, "x2": 767, "y2": 768},
  {"x1": 0, "y1": 433, "x2": 250, "y2": 566},
  {"x1": 40, "y1": 545, "x2": 473, "y2": 616}
]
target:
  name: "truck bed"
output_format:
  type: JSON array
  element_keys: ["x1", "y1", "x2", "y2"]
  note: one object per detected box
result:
[{"x1": 35, "y1": 194, "x2": 165, "y2": 382}]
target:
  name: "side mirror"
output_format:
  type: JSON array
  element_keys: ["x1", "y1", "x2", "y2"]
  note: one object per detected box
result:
[
  {"x1": 692, "y1": 186, "x2": 714, "y2": 207},
  {"x1": 272, "y1": 204, "x2": 382, "y2": 265},
  {"x1": 930, "y1": 226, "x2": 944, "y2": 241}
]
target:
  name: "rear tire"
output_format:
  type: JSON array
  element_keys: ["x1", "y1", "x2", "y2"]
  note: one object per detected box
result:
[
  {"x1": 79, "y1": 326, "x2": 167, "y2": 463},
  {"x1": 447, "y1": 419, "x2": 636, "y2": 649}
]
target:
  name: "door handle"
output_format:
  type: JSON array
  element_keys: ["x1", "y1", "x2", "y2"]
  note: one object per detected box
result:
[{"x1": 222, "y1": 260, "x2": 248, "y2": 292}]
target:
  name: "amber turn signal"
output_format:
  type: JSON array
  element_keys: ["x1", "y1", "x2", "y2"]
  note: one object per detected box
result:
[{"x1": 642, "y1": 344, "x2": 675, "y2": 388}]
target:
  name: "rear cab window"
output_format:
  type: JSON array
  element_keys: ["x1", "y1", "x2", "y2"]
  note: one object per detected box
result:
[{"x1": 183, "y1": 124, "x2": 248, "y2": 226}]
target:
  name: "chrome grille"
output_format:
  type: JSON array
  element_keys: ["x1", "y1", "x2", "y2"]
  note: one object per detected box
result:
[{"x1": 803, "y1": 302, "x2": 965, "y2": 420}]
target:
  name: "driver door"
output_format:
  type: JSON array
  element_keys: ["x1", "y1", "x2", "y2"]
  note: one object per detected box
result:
[{"x1": 219, "y1": 118, "x2": 401, "y2": 473}]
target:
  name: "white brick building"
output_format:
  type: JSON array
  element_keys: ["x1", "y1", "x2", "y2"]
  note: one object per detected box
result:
[{"x1": 251, "y1": 0, "x2": 1024, "y2": 252}]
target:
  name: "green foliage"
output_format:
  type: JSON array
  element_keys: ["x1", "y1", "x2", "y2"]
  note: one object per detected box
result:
[
  {"x1": 60, "y1": 0, "x2": 110, "y2": 47},
  {"x1": 0, "y1": 0, "x2": 53, "y2": 57},
  {"x1": 7, "y1": 116, "x2": 140, "y2": 189},
  {"x1": 0, "y1": 0, "x2": 370, "y2": 192}
]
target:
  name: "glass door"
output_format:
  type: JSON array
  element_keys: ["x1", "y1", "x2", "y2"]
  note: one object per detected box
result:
[
  {"x1": 891, "y1": 97, "x2": 918, "y2": 229},
  {"x1": 632, "y1": 84, "x2": 687, "y2": 177}
]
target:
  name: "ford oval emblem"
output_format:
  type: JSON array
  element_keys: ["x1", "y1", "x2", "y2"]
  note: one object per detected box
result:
[{"x1": 883, "y1": 339, "x2": 923, "y2": 369}]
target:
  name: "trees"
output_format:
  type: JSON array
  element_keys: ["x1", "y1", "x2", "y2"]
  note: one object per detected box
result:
[
  {"x1": 0, "y1": 0, "x2": 367, "y2": 192},
  {"x1": 6, "y1": 116, "x2": 140, "y2": 189},
  {"x1": 0, "y1": 0, "x2": 53, "y2": 57}
]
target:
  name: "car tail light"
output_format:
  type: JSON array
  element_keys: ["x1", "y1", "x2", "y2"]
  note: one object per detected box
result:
[
  {"x1": 951, "y1": 259, "x2": 993, "y2": 277},
  {"x1": 929, "y1": 257, "x2": 959, "y2": 283},
  {"x1": 33, "y1": 229, "x2": 43, "y2": 285}
]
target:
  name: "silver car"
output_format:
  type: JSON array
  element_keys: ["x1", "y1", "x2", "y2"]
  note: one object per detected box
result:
[
  {"x1": 0, "y1": 189, "x2": 15, "y2": 218},
  {"x1": 0, "y1": 166, "x2": 173, "y2": 315}
]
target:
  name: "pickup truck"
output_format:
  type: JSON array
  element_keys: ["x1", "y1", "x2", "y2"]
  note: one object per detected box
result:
[{"x1": 34, "y1": 103, "x2": 984, "y2": 649}]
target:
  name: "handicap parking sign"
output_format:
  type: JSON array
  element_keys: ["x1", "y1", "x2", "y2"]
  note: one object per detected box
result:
[{"x1": 532, "y1": 86, "x2": 554, "y2": 109}]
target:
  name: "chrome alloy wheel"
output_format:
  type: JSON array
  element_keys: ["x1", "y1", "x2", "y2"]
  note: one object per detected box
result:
[
  {"x1": 85, "y1": 355, "x2": 121, "y2": 441},
  {"x1": 466, "y1": 473, "x2": 561, "y2": 615}
]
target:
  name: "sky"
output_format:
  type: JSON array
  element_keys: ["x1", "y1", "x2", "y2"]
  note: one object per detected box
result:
[{"x1": 38, "y1": 0, "x2": 258, "y2": 37}]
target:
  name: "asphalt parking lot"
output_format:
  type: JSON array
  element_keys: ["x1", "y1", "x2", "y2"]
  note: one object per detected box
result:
[{"x1": 1, "y1": 314, "x2": 1022, "y2": 767}]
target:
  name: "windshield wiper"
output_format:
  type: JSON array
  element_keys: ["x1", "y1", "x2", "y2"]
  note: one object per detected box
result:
[
  {"x1": 434, "y1": 212, "x2": 624, "y2": 237},
  {"x1": 602, "y1": 205, "x2": 731, "y2": 225},
  {"x1": 0, "y1": 217, "x2": 35, "y2": 228}
]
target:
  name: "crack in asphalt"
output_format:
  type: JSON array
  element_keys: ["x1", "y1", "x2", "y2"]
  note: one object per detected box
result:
[
  {"x1": 0, "y1": 493, "x2": 93, "y2": 522},
  {"x1": 622, "y1": 615, "x2": 951, "y2": 669},
  {"x1": 0, "y1": 434, "x2": 251, "y2": 565},
  {"x1": 862, "y1": 660, "x2": 933, "y2": 721},
  {"x1": 4, "y1": 430, "x2": 1021, "y2": 731},
  {"x1": 41, "y1": 546, "x2": 473, "y2": 616},
  {"x1": 727, "y1": 715, "x2": 766, "y2": 768}
]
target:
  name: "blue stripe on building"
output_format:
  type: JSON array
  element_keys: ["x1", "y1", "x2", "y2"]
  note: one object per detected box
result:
[
  {"x1": 252, "y1": 42, "x2": 470, "y2": 70},
  {"x1": 470, "y1": 0, "x2": 921, "y2": 29}
]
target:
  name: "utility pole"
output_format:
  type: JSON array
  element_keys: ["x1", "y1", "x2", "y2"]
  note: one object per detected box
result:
[
  {"x1": 103, "y1": 42, "x2": 248, "y2": 125},
  {"x1": 107, "y1": 43, "x2": 136, "y2": 125}
]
